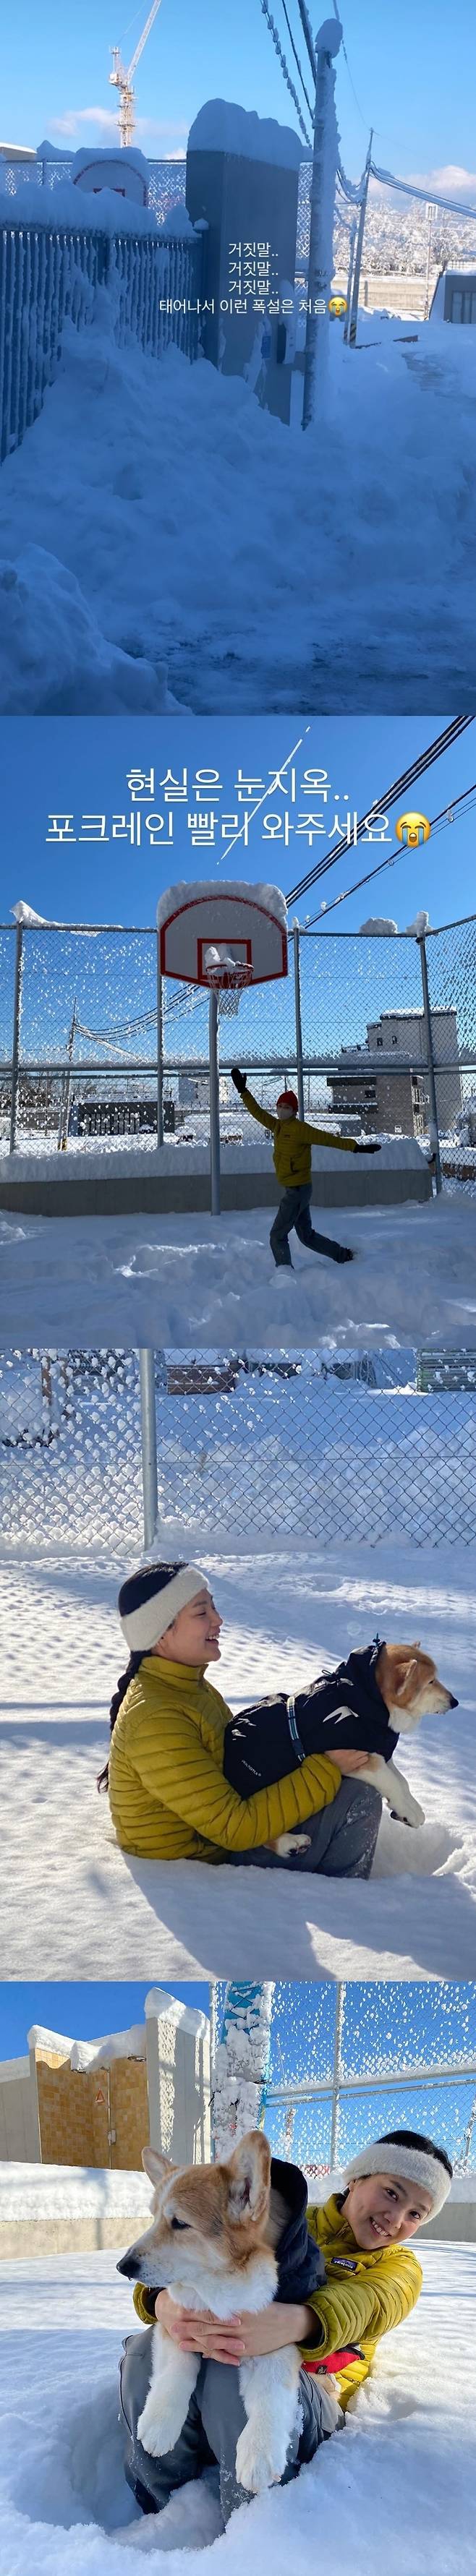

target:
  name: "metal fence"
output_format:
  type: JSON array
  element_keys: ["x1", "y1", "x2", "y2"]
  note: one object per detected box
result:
[
  {"x1": 2, "y1": 1345, "x2": 476, "y2": 1556},
  {"x1": 1, "y1": 916, "x2": 475, "y2": 1179},
  {"x1": 0, "y1": 213, "x2": 204, "y2": 461},
  {"x1": 212, "y1": 1981, "x2": 476, "y2": 2173}
]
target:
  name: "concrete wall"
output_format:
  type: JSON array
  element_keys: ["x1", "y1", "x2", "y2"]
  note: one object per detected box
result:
[
  {"x1": 145, "y1": 1992, "x2": 211, "y2": 2166},
  {"x1": 0, "y1": 2058, "x2": 41, "y2": 2161},
  {"x1": 186, "y1": 143, "x2": 299, "y2": 378},
  {"x1": 0, "y1": 1161, "x2": 432, "y2": 1215}
]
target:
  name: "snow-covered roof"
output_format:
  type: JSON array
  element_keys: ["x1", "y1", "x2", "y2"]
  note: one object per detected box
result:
[
  {"x1": 188, "y1": 98, "x2": 305, "y2": 170},
  {"x1": 27, "y1": 2022, "x2": 147, "y2": 2071},
  {"x1": 156, "y1": 878, "x2": 288, "y2": 930}
]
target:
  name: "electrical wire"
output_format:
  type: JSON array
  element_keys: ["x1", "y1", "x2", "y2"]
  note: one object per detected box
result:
[
  {"x1": 299, "y1": 780, "x2": 476, "y2": 927},
  {"x1": 279, "y1": 0, "x2": 315, "y2": 121},
  {"x1": 286, "y1": 719, "x2": 474, "y2": 904},
  {"x1": 258, "y1": 0, "x2": 313, "y2": 145}
]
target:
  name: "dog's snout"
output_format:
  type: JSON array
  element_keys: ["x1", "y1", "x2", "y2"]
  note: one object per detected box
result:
[
  {"x1": 449, "y1": 1693, "x2": 459, "y2": 1710},
  {"x1": 116, "y1": 2251, "x2": 140, "y2": 2279}
]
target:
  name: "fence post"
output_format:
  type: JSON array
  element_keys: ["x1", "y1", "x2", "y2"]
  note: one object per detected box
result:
[
  {"x1": 330, "y1": 1982, "x2": 344, "y2": 2168},
  {"x1": 156, "y1": 947, "x2": 164, "y2": 1147},
  {"x1": 293, "y1": 923, "x2": 305, "y2": 1118},
  {"x1": 145, "y1": 1990, "x2": 211, "y2": 2165},
  {"x1": 209, "y1": 987, "x2": 221, "y2": 1215},
  {"x1": 302, "y1": 38, "x2": 341, "y2": 429},
  {"x1": 139, "y1": 1349, "x2": 158, "y2": 1549},
  {"x1": 417, "y1": 934, "x2": 442, "y2": 1194},
  {"x1": 9, "y1": 920, "x2": 24, "y2": 1154},
  {"x1": 348, "y1": 134, "x2": 373, "y2": 347},
  {"x1": 342, "y1": 219, "x2": 357, "y2": 342}
]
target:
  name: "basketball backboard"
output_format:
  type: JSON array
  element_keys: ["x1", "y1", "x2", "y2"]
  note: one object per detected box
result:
[{"x1": 157, "y1": 878, "x2": 288, "y2": 986}]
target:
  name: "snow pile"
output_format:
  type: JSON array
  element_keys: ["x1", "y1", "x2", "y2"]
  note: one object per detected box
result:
[
  {"x1": 0, "y1": 543, "x2": 170, "y2": 715},
  {"x1": 0, "y1": 176, "x2": 174, "y2": 237},
  {"x1": 0, "y1": 1133, "x2": 428, "y2": 1181},
  {"x1": 1, "y1": 301, "x2": 475, "y2": 710},
  {"x1": 157, "y1": 878, "x2": 289, "y2": 932},
  {"x1": 0, "y1": 2163, "x2": 152, "y2": 2223},
  {"x1": 188, "y1": 99, "x2": 305, "y2": 169},
  {"x1": 359, "y1": 917, "x2": 398, "y2": 936},
  {"x1": 1, "y1": 1541, "x2": 475, "y2": 1981},
  {"x1": 27, "y1": 2021, "x2": 147, "y2": 2071},
  {"x1": 404, "y1": 912, "x2": 430, "y2": 938},
  {"x1": 72, "y1": 149, "x2": 150, "y2": 186},
  {"x1": 0, "y1": 2240, "x2": 472, "y2": 2572},
  {"x1": 0, "y1": 1191, "x2": 475, "y2": 1348}
]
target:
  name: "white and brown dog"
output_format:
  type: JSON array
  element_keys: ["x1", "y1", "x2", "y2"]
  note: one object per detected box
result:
[
  {"x1": 276, "y1": 1640, "x2": 457, "y2": 1854},
  {"x1": 117, "y1": 2131, "x2": 302, "y2": 2495}
]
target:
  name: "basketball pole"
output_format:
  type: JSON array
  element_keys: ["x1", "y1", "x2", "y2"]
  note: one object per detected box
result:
[{"x1": 209, "y1": 987, "x2": 221, "y2": 1214}]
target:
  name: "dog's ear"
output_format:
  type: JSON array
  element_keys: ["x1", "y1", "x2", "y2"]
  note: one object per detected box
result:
[
  {"x1": 142, "y1": 2145, "x2": 176, "y2": 2190},
  {"x1": 226, "y1": 2130, "x2": 271, "y2": 2226},
  {"x1": 394, "y1": 1654, "x2": 419, "y2": 1701}
]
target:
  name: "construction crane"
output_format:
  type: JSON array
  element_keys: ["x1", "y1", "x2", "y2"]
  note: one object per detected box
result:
[{"x1": 109, "y1": 0, "x2": 165, "y2": 149}]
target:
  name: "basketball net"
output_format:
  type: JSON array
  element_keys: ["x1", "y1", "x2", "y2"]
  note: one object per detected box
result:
[{"x1": 203, "y1": 947, "x2": 253, "y2": 1019}]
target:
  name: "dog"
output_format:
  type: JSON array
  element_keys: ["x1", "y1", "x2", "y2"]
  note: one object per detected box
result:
[
  {"x1": 117, "y1": 2131, "x2": 305, "y2": 2495},
  {"x1": 222, "y1": 1638, "x2": 457, "y2": 1854}
]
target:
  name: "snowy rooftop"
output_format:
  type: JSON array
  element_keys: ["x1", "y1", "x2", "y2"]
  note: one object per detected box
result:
[{"x1": 27, "y1": 2022, "x2": 147, "y2": 2071}]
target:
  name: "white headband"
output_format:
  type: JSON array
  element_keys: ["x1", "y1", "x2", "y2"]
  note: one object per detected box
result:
[
  {"x1": 119, "y1": 1566, "x2": 207, "y2": 1653},
  {"x1": 342, "y1": 2141, "x2": 451, "y2": 2220}
]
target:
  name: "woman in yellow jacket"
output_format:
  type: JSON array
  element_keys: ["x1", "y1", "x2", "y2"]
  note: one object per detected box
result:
[
  {"x1": 231, "y1": 1066, "x2": 381, "y2": 1269},
  {"x1": 119, "y1": 2126, "x2": 453, "y2": 2524},
  {"x1": 103, "y1": 1560, "x2": 381, "y2": 1875}
]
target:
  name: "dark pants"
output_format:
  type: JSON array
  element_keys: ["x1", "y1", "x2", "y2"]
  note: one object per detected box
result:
[
  {"x1": 270, "y1": 1182, "x2": 349, "y2": 1268},
  {"x1": 119, "y1": 2329, "x2": 344, "y2": 2525},
  {"x1": 218, "y1": 1779, "x2": 381, "y2": 1880}
]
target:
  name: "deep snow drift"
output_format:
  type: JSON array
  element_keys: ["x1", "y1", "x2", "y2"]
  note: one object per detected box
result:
[
  {"x1": 0, "y1": 1190, "x2": 475, "y2": 1347},
  {"x1": 0, "y1": 299, "x2": 475, "y2": 711},
  {"x1": 1, "y1": 1543, "x2": 475, "y2": 1980},
  {"x1": 0, "y1": 2240, "x2": 473, "y2": 2572}
]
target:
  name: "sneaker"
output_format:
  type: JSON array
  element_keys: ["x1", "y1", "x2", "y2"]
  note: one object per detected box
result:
[{"x1": 331, "y1": 1246, "x2": 354, "y2": 1264}]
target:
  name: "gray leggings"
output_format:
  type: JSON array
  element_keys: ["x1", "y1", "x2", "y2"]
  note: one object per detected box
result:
[
  {"x1": 119, "y1": 2327, "x2": 344, "y2": 2524},
  {"x1": 216, "y1": 1778, "x2": 381, "y2": 1879}
]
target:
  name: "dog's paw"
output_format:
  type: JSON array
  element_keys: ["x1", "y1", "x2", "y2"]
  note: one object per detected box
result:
[
  {"x1": 391, "y1": 1795, "x2": 425, "y2": 1829},
  {"x1": 276, "y1": 1832, "x2": 311, "y2": 1857},
  {"x1": 235, "y1": 2425, "x2": 284, "y2": 2494},
  {"x1": 137, "y1": 2397, "x2": 182, "y2": 2460}
]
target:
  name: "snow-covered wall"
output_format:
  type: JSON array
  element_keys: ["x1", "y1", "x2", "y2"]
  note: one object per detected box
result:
[{"x1": 188, "y1": 99, "x2": 305, "y2": 169}]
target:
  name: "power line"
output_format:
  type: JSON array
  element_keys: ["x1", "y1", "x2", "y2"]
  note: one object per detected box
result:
[
  {"x1": 301, "y1": 780, "x2": 476, "y2": 927},
  {"x1": 258, "y1": 0, "x2": 313, "y2": 145},
  {"x1": 279, "y1": 0, "x2": 315, "y2": 120},
  {"x1": 286, "y1": 718, "x2": 474, "y2": 904}
]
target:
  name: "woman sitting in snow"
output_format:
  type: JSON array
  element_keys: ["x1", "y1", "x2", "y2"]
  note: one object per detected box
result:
[
  {"x1": 101, "y1": 1560, "x2": 381, "y2": 1877},
  {"x1": 119, "y1": 2126, "x2": 452, "y2": 2524}
]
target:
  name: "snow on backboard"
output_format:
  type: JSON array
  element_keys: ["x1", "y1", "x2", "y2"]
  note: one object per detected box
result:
[{"x1": 157, "y1": 879, "x2": 289, "y2": 986}]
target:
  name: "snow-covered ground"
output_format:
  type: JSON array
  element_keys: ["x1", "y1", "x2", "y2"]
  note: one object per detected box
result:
[
  {"x1": 1, "y1": 1544, "x2": 475, "y2": 1980},
  {"x1": 0, "y1": 299, "x2": 475, "y2": 712},
  {"x1": 0, "y1": 2239, "x2": 472, "y2": 2573},
  {"x1": 0, "y1": 1191, "x2": 475, "y2": 1345}
]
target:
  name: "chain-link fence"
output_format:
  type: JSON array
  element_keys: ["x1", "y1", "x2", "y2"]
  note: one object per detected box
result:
[
  {"x1": 2, "y1": 1346, "x2": 476, "y2": 1555},
  {"x1": 0, "y1": 215, "x2": 204, "y2": 463},
  {"x1": 1, "y1": 917, "x2": 475, "y2": 1171},
  {"x1": 212, "y1": 1981, "x2": 476, "y2": 2173}
]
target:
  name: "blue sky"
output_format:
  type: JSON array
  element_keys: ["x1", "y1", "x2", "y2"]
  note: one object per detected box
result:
[
  {"x1": 3, "y1": 1, "x2": 476, "y2": 181},
  {"x1": 0, "y1": 1981, "x2": 210, "y2": 2057},
  {"x1": 1, "y1": 715, "x2": 475, "y2": 935}
]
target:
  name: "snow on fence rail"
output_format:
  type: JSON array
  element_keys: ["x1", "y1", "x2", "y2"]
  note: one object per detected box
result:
[
  {"x1": 0, "y1": 213, "x2": 205, "y2": 463},
  {"x1": 0, "y1": 916, "x2": 475, "y2": 1164},
  {"x1": 2, "y1": 1347, "x2": 476, "y2": 1555}
]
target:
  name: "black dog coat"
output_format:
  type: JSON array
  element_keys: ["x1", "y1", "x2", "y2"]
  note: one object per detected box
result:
[{"x1": 223, "y1": 1639, "x2": 399, "y2": 1797}]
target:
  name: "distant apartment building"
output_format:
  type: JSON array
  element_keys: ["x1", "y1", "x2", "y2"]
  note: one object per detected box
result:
[{"x1": 328, "y1": 1008, "x2": 462, "y2": 1138}]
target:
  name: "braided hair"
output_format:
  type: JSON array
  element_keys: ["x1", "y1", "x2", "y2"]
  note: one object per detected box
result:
[{"x1": 97, "y1": 1651, "x2": 143, "y2": 1793}]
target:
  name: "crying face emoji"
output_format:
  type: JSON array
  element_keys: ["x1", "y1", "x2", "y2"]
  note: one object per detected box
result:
[
  {"x1": 328, "y1": 294, "x2": 347, "y2": 318},
  {"x1": 396, "y1": 813, "x2": 431, "y2": 850}
]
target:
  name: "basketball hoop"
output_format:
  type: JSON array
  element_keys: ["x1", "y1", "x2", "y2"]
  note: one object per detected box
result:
[{"x1": 203, "y1": 949, "x2": 253, "y2": 1017}]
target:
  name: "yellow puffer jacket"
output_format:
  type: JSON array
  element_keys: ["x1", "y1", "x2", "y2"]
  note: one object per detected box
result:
[
  {"x1": 302, "y1": 2191, "x2": 422, "y2": 2405},
  {"x1": 241, "y1": 1083, "x2": 358, "y2": 1189},
  {"x1": 132, "y1": 2190, "x2": 422, "y2": 2410},
  {"x1": 109, "y1": 1654, "x2": 340, "y2": 1858}
]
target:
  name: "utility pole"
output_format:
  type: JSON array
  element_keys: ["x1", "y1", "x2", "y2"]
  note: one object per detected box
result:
[
  {"x1": 343, "y1": 216, "x2": 357, "y2": 341},
  {"x1": 424, "y1": 201, "x2": 435, "y2": 320},
  {"x1": 302, "y1": 22, "x2": 342, "y2": 429},
  {"x1": 58, "y1": 998, "x2": 77, "y2": 1151},
  {"x1": 348, "y1": 129, "x2": 373, "y2": 347}
]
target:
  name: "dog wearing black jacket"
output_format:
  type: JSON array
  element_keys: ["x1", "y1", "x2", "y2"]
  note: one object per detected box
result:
[{"x1": 223, "y1": 1638, "x2": 457, "y2": 1852}]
